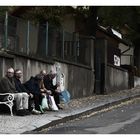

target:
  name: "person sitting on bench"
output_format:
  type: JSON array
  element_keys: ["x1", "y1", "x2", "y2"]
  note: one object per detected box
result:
[{"x1": 0, "y1": 67, "x2": 30, "y2": 116}]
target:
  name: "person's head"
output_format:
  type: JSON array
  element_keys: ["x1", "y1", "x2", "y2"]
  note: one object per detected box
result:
[
  {"x1": 57, "y1": 82, "x2": 60, "y2": 86},
  {"x1": 35, "y1": 74, "x2": 44, "y2": 82},
  {"x1": 49, "y1": 70, "x2": 56, "y2": 79},
  {"x1": 40, "y1": 70, "x2": 47, "y2": 77},
  {"x1": 14, "y1": 69, "x2": 23, "y2": 79},
  {"x1": 7, "y1": 67, "x2": 14, "y2": 78}
]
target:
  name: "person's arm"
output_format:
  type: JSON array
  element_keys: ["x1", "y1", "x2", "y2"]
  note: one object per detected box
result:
[
  {"x1": 1, "y1": 78, "x2": 14, "y2": 93},
  {"x1": 14, "y1": 79, "x2": 22, "y2": 92}
]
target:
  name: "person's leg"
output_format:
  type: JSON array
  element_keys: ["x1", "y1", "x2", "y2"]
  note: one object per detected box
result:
[
  {"x1": 34, "y1": 94, "x2": 41, "y2": 111},
  {"x1": 14, "y1": 93, "x2": 30, "y2": 116},
  {"x1": 14, "y1": 93, "x2": 23, "y2": 110},
  {"x1": 53, "y1": 92, "x2": 60, "y2": 105},
  {"x1": 21, "y1": 92, "x2": 29, "y2": 110},
  {"x1": 14, "y1": 93, "x2": 27, "y2": 116},
  {"x1": 28, "y1": 97, "x2": 34, "y2": 112},
  {"x1": 53, "y1": 92, "x2": 63, "y2": 109}
]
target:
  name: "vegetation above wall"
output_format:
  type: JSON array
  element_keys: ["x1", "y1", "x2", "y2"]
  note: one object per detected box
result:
[{"x1": 1, "y1": 6, "x2": 140, "y2": 47}]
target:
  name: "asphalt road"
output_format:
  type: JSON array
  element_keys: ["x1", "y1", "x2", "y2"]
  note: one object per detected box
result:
[{"x1": 37, "y1": 98, "x2": 140, "y2": 134}]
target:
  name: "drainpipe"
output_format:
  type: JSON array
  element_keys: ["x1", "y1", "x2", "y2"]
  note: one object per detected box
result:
[
  {"x1": 62, "y1": 30, "x2": 64, "y2": 59},
  {"x1": 45, "y1": 22, "x2": 48, "y2": 56},
  {"x1": 26, "y1": 20, "x2": 30, "y2": 55},
  {"x1": 4, "y1": 11, "x2": 8, "y2": 49}
]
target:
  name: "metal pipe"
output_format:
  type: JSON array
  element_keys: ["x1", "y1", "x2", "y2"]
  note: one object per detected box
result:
[
  {"x1": 4, "y1": 11, "x2": 8, "y2": 49},
  {"x1": 62, "y1": 30, "x2": 64, "y2": 59},
  {"x1": 45, "y1": 22, "x2": 48, "y2": 56},
  {"x1": 26, "y1": 20, "x2": 30, "y2": 55}
]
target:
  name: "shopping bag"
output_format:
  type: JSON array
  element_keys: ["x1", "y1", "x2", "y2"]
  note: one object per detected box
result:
[
  {"x1": 59, "y1": 90, "x2": 70, "y2": 103},
  {"x1": 48, "y1": 95, "x2": 58, "y2": 111},
  {"x1": 41, "y1": 96, "x2": 49, "y2": 110}
]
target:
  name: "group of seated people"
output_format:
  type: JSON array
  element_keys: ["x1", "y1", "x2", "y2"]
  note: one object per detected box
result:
[{"x1": 0, "y1": 67, "x2": 67, "y2": 116}]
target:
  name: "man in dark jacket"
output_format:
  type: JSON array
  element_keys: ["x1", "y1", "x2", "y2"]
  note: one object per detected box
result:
[
  {"x1": 0, "y1": 68, "x2": 29, "y2": 116},
  {"x1": 24, "y1": 74, "x2": 44, "y2": 112},
  {"x1": 43, "y1": 70, "x2": 62, "y2": 109},
  {"x1": 14, "y1": 69, "x2": 34, "y2": 113}
]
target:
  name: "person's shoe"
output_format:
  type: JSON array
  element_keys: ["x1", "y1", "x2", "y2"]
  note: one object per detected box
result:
[
  {"x1": 32, "y1": 109, "x2": 41, "y2": 115},
  {"x1": 23, "y1": 109, "x2": 31, "y2": 115},
  {"x1": 39, "y1": 105, "x2": 44, "y2": 114},
  {"x1": 57, "y1": 105, "x2": 63, "y2": 110},
  {"x1": 16, "y1": 109, "x2": 26, "y2": 116}
]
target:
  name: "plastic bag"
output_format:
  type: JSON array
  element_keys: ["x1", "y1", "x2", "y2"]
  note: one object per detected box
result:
[
  {"x1": 48, "y1": 95, "x2": 58, "y2": 111},
  {"x1": 59, "y1": 90, "x2": 70, "y2": 103},
  {"x1": 41, "y1": 96, "x2": 49, "y2": 110}
]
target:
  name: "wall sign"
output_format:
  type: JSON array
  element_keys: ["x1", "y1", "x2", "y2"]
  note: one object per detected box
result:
[{"x1": 114, "y1": 55, "x2": 120, "y2": 66}]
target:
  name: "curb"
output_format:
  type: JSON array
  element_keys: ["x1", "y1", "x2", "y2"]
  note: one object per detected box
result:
[{"x1": 24, "y1": 94, "x2": 140, "y2": 134}]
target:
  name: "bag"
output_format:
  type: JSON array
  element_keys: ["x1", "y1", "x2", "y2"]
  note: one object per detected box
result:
[
  {"x1": 59, "y1": 90, "x2": 70, "y2": 103},
  {"x1": 41, "y1": 96, "x2": 49, "y2": 110},
  {"x1": 48, "y1": 95, "x2": 58, "y2": 111}
]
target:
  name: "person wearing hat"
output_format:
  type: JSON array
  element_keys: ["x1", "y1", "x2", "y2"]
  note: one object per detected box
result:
[{"x1": 0, "y1": 67, "x2": 30, "y2": 116}]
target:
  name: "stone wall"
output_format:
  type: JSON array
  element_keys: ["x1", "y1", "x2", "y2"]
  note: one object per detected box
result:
[
  {"x1": 105, "y1": 64, "x2": 129, "y2": 93},
  {"x1": 0, "y1": 52, "x2": 95, "y2": 99}
]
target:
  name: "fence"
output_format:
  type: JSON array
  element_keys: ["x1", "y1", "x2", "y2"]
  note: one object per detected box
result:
[
  {"x1": 0, "y1": 14, "x2": 5, "y2": 49},
  {"x1": 0, "y1": 12, "x2": 93, "y2": 67}
]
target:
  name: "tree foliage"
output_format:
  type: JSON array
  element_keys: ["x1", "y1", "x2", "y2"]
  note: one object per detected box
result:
[
  {"x1": 1, "y1": 6, "x2": 140, "y2": 46},
  {"x1": 97, "y1": 6, "x2": 140, "y2": 45},
  {"x1": 9, "y1": 6, "x2": 75, "y2": 26}
]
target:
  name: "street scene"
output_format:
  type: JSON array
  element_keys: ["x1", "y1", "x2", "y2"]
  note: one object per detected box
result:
[
  {"x1": 39, "y1": 98, "x2": 140, "y2": 134},
  {"x1": 0, "y1": 6, "x2": 140, "y2": 135}
]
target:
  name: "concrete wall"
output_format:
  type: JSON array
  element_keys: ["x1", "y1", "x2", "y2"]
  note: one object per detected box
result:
[
  {"x1": 0, "y1": 53, "x2": 95, "y2": 99},
  {"x1": 14, "y1": 56, "x2": 51, "y2": 83},
  {"x1": 67, "y1": 64, "x2": 94, "y2": 98},
  {"x1": 0, "y1": 54, "x2": 14, "y2": 79},
  {"x1": 105, "y1": 64, "x2": 128, "y2": 93},
  {"x1": 134, "y1": 76, "x2": 140, "y2": 87}
]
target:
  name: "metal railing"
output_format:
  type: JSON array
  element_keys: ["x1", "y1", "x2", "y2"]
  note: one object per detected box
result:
[{"x1": 0, "y1": 12, "x2": 94, "y2": 66}]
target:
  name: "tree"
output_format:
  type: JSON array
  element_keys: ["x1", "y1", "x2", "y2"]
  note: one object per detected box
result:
[
  {"x1": 97, "y1": 6, "x2": 140, "y2": 46},
  {"x1": 8, "y1": 6, "x2": 75, "y2": 26}
]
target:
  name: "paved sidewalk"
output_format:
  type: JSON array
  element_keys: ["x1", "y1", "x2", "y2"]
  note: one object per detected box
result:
[{"x1": 1, "y1": 86, "x2": 140, "y2": 134}]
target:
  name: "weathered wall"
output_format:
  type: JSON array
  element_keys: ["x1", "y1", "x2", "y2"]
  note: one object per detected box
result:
[
  {"x1": 14, "y1": 56, "x2": 52, "y2": 82},
  {"x1": 51, "y1": 61, "x2": 95, "y2": 99},
  {"x1": 0, "y1": 53, "x2": 95, "y2": 99},
  {"x1": 67, "y1": 64, "x2": 94, "y2": 98},
  {"x1": 105, "y1": 64, "x2": 128, "y2": 93},
  {"x1": 134, "y1": 76, "x2": 140, "y2": 87},
  {"x1": 0, "y1": 53, "x2": 14, "y2": 79}
]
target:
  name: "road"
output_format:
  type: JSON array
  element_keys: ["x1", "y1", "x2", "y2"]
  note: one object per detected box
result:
[{"x1": 36, "y1": 98, "x2": 140, "y2": 134}]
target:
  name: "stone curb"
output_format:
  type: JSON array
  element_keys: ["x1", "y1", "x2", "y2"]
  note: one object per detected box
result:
[{"x1": 24, "y1": 94, "x2": 140, "y2": 134}]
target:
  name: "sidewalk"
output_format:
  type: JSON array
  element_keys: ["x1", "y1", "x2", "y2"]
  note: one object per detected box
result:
[{"x1": 1, "y1": 86, "x2": 140, "y2": 134}]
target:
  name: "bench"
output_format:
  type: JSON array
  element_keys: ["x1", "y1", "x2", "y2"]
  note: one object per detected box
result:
[{"x1": 0, "y1": 93, "x2": 14, "y2": 116}]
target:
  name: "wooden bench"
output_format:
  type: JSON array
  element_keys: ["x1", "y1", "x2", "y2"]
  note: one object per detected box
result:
[{"x1": 0, "y1": 93, "x2": 14, "y2": 116}]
